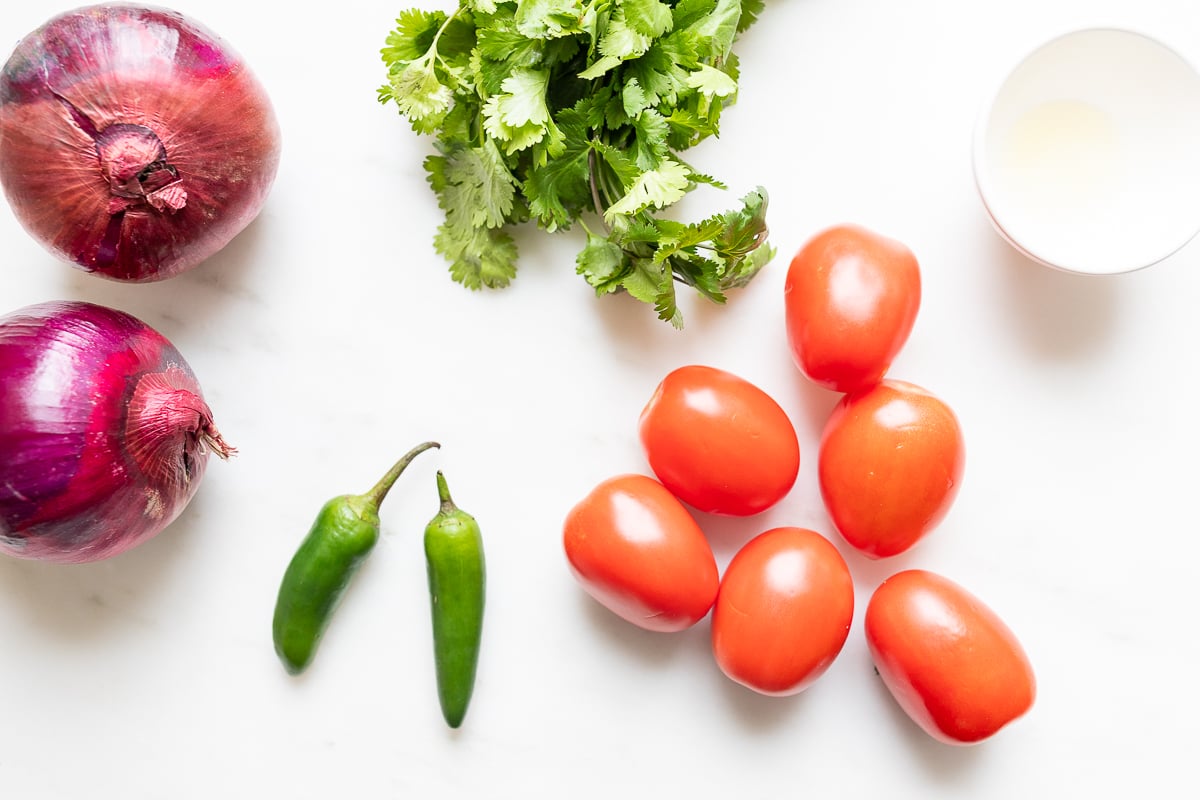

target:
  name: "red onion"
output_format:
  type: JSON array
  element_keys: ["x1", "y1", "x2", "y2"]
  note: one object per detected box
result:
[
  {"x1": 0, "y1": 3, "x2": 281, "y2": 281},
  {"x1": 0, "y1": 301, "x2": 232, "y2": 563}
]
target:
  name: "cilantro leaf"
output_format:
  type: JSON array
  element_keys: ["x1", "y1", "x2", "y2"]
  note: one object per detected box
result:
[
  {"x1": 627, "y1": 35, "x2": 696, "y2": 107},
  {"x1": 652, "y1": 216, "x2": 727, "y2": 262},
  {"x1": 577, "y1": 54, "x2": 623, "y2": 80},
  {"x1": 653, "y1": 277, "x2": 684, "y2": 329},
  {"x1": 598, "y1": 7, "x2": 653, "y2": 61},
  {"x1": 514, "y1": 0, "x2": 586, "y2": 39},
  {"x1": 621, "y1": 78, "x2": 649, "y2": 118},
  {"x1": 685, "y1": 64, "x2": 738, "y2": 98},
  {"x1": 379, "y1": 9, "x2": 471, "y2": 133},
  {"x1": 381, "y1": 0, "x2": 775, "y2": 327},
  {"x1": 446, "y1": 141, "x2": 518, "y2": 229},
  {"x1": 380, "y1": 59, "x2": 453, "y2": 129},
  {"x1": 622, "y1": 0, "x2": 675, "y2": 38},
  {"x1": 712, "y1": 186, "x2": 773, "y2": 287},
  {"x1": 622, "y1": 256, "x2": 667, "y2": 305},
  {"x1": 631, "y1": 109, "x2": 669, "y2": 169},
  {"x1": 592, "y1": 141, "x2": 643, "y2": 194},
  {"x1": 476, "y1": 23, "x2": 544, "y2": 69},
  {"x1": 576, "y1": 230, "x2": 630, "y2": 293},
  {"x1": 738, "y1": 0, "x2": 766, "y2": 33},
  {"x1": 667, "y1": 251, "x2": 728, "y2": 305},
  {"x1": 524, "y1": 109, "x2": 593, "y2": 230},
  {"x1": 482, "y1": 68, "x2": 562, "y2": 154},
  {"x1": 381, "y1": 9, "x2": 445, "y2": 63},
  {"x1": 435, "y1": 224, "x2": 520, "y2": 289},
  {"x1": 604, "y1": 158, "x2": 691, "y2": 219},
  {"x1": 688, "y1": 0, "x2": 743, "y2": 59},
  {"x1": 664, "y1": 107, "x2": 718, "y2": 149}
]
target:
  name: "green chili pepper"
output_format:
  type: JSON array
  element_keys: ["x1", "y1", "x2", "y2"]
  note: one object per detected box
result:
[
  {"x1": 425, "y1": 471, "x2": 486, "y2": 728},
  {"x1": 273, "y1": 440, "x2": 440, "y2": 675}
]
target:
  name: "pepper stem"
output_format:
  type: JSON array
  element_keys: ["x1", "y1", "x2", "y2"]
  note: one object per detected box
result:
[
  {"x1": 363, "y1": 441, "x2": 441, "y2": 509},
  {"x1": 436, "y1": 470, "x2": 459, "y2": 515}
]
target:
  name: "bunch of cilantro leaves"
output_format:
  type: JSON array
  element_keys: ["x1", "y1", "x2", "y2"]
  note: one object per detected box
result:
[{"x1": 379, "y1": 0, "x2": 772, "y2": 327}]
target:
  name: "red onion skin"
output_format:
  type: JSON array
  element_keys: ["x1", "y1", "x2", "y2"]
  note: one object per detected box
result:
[
  {"x1": 0, "y1": 3, "x2": 281, "y2": 282},
  {"x1": 0, "y1": 301, "x2": 231, "y2": 563}
]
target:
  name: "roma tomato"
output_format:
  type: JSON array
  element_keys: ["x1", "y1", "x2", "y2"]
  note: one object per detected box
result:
[
  {"x1": 638, "y1": 365, "x2": 800, "y2": 517},
  {"x1": 563, "y1": 474, "x2": 719, "y2": 632},
  {"x1": 865, "y1": 569, "x2": 1036, "y2": 744},
  {"x1": 819, "y1": 380, "x2": 964, "y2": 558},
  {"x1": 784, "y1": 224, "x2": 921, "y2": 393},
  {"x1": 711, "y1": 527, "x2": 854, "y2": 696}
]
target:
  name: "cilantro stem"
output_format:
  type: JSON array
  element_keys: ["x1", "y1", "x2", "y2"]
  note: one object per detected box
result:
[
  {"x1": 587, "y1": 139, "x2": 627, "y2": 224},
  {"x1": 586, "y1": 149, "x2": 610, "y2": 233},
  {"x1": 429, "y1": 7, "x2": 462, "y2": 63}
]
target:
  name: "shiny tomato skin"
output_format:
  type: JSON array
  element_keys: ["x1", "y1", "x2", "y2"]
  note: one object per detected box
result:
[
  {"x1": 638, "y1": 365, "x2": 800, "y2": 517},
  {"x1": 711, "y1": 527, "x2": 854, "y2": 696},
  {"x1": 818, "y1": 380, "x2": 964, "y2": 558},
  {"x1": 784, "y1": 224, "x2": 921, "y2": 393},
  {"x1": 865, "y1": 569, "x2": 1036, "y2": 745},
  {"x1": 563, "y1": 473, "x2": 719, "y2": 632}
]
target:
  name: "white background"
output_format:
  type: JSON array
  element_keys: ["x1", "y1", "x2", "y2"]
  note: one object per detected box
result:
[{"x1": 2, "y1": 0, "x2": 1198, "y2": 797}]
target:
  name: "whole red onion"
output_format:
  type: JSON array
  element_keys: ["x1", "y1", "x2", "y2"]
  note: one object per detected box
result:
[
  {"x1": 0, "y1": 3, "x2": 281, "y2": 281},
  {"x1": 0, "y1": 301, "x2": 232, "y2": 563}
]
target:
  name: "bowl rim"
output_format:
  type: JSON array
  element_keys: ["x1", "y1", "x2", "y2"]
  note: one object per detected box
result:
[{"x1": 971, "y1": 25, "x2": 1200, "y2": 276}]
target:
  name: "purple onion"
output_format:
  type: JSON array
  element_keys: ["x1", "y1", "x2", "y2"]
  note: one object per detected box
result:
[
  {"x1": 0, "y1": 3, "x2": 281, "y2": 281},
  {"x1": 0, "y1": 301, "x2": 232, "y2": 563}
]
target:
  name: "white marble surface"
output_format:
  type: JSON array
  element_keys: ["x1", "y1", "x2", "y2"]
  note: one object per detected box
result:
[{"x1": 2, "y1": 0, "x2": 1198, "y2": 797}]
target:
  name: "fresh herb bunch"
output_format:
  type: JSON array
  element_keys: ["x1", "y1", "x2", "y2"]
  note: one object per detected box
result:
[{"x1": 379, "y1": 0, "x2": 772, "y2": 327}]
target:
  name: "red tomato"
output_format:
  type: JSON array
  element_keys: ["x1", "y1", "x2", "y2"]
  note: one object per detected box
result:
[
  {"x1": 865, "y1": 569, "x2": 1036, "y2": 744},
  {"x1": 784, "y1": 224, "x2": 921, "y2": 393},
  {"x1": 562, "y1": 473, "x2": 719, "y2": 632},
  {"x1": 638, "y1": 364, "x2": 800, "y2": 517},
  {"x1": 711, "y1": 527, "x2": 854, "y2": 696},
  {"x1": 818, "y1": 380, "x2": 964, "y2": 558}
]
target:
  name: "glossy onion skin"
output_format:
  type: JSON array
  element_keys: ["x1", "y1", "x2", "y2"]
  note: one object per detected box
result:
[
  {"x1": 865, "y1": 570, "x2": 1036, "y2": 745},
  {"x1": 819, "y1": 380, "x2": 965, "y2": 558},
  {"x1": 784, "y1": 224, "x2": 921, "y2": 393},
  {"x1": 0, "y1": 4, "x2": 281, "y2": 281},
  {"x1": 638, "y1": 365, "x2": 800, "y2": 517},
  {"x1": 711, "y1": 527, "x2": 854, "y2": 696},
  {"x1": 563, "y1": 474, "x2": 719, "y2": 632},
  {"x1": 0, "y1": 301, "x2": 222, "y2": 563}
]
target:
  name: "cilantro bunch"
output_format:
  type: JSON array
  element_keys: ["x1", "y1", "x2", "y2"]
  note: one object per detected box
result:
[{"x1": 379, "y1": 0, "x2": 772, "y2": 327}]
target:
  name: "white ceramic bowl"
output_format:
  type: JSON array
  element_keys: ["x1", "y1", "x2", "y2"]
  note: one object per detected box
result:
[{"x1": 973, "y1": 28, "x2": 1200, "y2": 275}]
